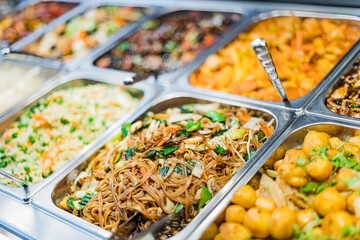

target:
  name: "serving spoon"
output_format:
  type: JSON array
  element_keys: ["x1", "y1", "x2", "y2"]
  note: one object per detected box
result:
[{"x1": 251, "y1": 38, "x2": 289, "y2": 104}]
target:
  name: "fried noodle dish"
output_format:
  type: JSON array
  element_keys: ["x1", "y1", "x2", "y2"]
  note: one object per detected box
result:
[{"x1": 59, "y1": 103, "x2": 274, "y2": 238}]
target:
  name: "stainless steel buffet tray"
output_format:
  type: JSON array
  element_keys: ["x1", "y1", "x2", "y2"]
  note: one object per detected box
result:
[
  {"x1": 0, "y1": 0, "x2": 359, "y2": 239},
  {"x1": 4, "y1": 0, "x2": 85, "y2": 51},
  {"x1": 81, "y1": 1, "x2": 252, "y2": 87},
  {"x1": 186, "y1": 114, "x2": 360, "y2": 240},
  {"x1": 31, "y1": 88, "x2": 294, "y2": 240},
  {"x1": 0, "y1": 69, "x2": 156, "y2": 202},
  {"x1": 16, "y1": 0, "x2": 159, "y2": 71},
  {"x1": 174, "y1": 9, "x2": 360, "y2": 111}
]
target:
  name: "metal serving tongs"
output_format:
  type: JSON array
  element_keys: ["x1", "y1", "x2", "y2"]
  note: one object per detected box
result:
[
  {"x1": 251, "y1": 38, "x2": 289, "y2": 105},
  {"x1": 0, "y1": 169, "x2": 29, "y2": 199},
  {"x1": 109, "y1": 211, "x2": 179, "y2": 240}
]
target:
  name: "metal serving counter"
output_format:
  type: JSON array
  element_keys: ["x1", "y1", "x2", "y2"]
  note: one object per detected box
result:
[{"x1": 1, "y1": 0, "x2": 360, "y2": 239}]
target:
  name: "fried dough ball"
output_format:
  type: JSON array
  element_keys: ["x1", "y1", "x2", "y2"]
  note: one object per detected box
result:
[
  {"x1": 322, "y1": 211, "x2": 354, "y2": 237},
  {"x1": 286, "y1": 166, "x2": 309, "y2": 187},
  {"x1": 255, "y1": 197, "x2": 276, "y2": 213},
  {"x1": 306, "y1": 158, "x2": 333, "y2": 181},
  {"x1": 284, "y1": 149, "x2": 309, "y2": 165},
  {"x1": 313, "y1": 187, "x2": 346, "y2": 216},
  {"x1": 302, "y1": 131, "x2": 329, "y2": 155},
  {"x1": 347, "y1": 192, "x2": 360, "y2": 214},
  {"x1": 243, "y1": 207, "x2": 271, "y2": 238},
  {"x1": 200, "y1": 223, "x2": 218, "y2": 240},
  {"x1": 225, "y1": 205, "x2": 246, "y2": 223},
  {"x1": 232, "y1": 185, "x2": 256, "y2": 209},
  {"x1": 270, "y1": 206, "x2": 296, "y2": 239},
  {"x1": 296, "y1": 208, "x2": 316, "y2": 229},
  {"x1": 219, "y1": 222, "x2": 252, "y2": 240},
  {"x1": 335, "y1": 167, "x2": 357, "y2": 191},
  {"x1": 348, "y1": 136, "x2": 360, "y2": 147}
]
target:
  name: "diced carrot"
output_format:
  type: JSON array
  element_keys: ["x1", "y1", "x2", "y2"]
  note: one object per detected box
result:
[
  {"x1": 203, "y1": 169, "x2": 209, "y2": 184},
  {"x1": 45, "y1": 129, "x2": 54, "y2": 138},
  {"x1": 204, "y1": 141, "x2": 215, "y2": 150},
  {"x1": 68, "y1": 147, "x2": 79, "y2": 151},
  {"x1": 140, "y1": 167, "x2": 147, "y2": 177},
  {"x1": 79, "y1": 178, "x2": 85, "y2": 185},
  {"x1": 203, "y1": 35, "x2": 215, "y2": 46},
  {"x1": 165, "y1": 125, "x2": 181, "y2": 132},
  {"x1": 32, "y1": 113, "x2": 50, "y2": 128},
  {"x1": 4, "y1": 131, "x2": 11, "y2": 140},
  {"x1": 50, "y1": 94, "x2": 62, "y2": 101},
  {"x1": 103, "y1": 112, "x2": 114, "y2": 119},
  {"x1": 108, "y1": 101, "x2": 119, "y2": 107},
  {"x1": 238, "y1": 114, "x2": 252, "y2": 123},
  {"x1": 260, "y1": 122, "x2": 273, "y2": 138},
  {"x1": 140, "y1": 167, "x2": 148, "y2": 183},
  {"x1": 41, "y1": 139, "x2": 64, "y2": 172},
  {"x1": 76, "y1": 30, "x2": 87, "y2": 40},
  {"x1": 150, "y1": 114, "x2": 170, "y2": 120},
  {"x1": 145, "y1": 207, "x2": 159, "y2": 213},
  {"x1": 157, "y1": 136, "x2": 170, "y2": 147}
]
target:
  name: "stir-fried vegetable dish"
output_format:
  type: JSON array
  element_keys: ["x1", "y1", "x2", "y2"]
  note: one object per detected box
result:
[
  {"x1": 0, "y1": 61, "x2": 56, "y2": 114},
  {"x1": 190, "y1": 16, "x2": 360, "y2": 101},
  {"x1": 201, "y1": 131, "x2": 360, "y2": 240},
  {"x1": 58, "y1": 103, "x2": 274, "y2": 238},
  {"x1": 0, "y1": 84, "x2": 140, "y2": 186},
  {"x1": 23, "y1": 6, "x2": 145, "y2": 61},
  {"x1": 95, "y1": 10, "x2": 241, "y2": 75},
  {"x1": 0, "y1": 1, "x2": 77, "y2": 44},
  {"x1": 327, "y1": 58, "x2": 360, "y2": 118}
]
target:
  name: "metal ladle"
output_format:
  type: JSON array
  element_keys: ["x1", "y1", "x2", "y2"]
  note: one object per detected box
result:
[{"x1": 251, "y1": 38, "x2": 289, "y2": 103}]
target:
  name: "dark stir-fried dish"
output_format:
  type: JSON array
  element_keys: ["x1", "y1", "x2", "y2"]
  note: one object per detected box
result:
[
  {"x1": 327, "y1": 58, "x2": 360, "y2": 118},
  {"x1": 95, "y1": 11, "x2": 241, "y2": 75},
  {"x1": 0, "y1": 1, "x2": 78, "y2": 43},
  {"x1": 201, "y1": 131, "x2": 360, "y2": 240},
  {"x1": 58, "y1": 103, "x2": 274, "y2": 238}
]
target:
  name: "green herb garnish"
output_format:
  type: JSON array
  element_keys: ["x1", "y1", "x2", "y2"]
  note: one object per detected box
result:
[
  {"x1": 214, "y1": 145, "x2": 226, "y2": 154},
  {"x1": 185, "y1": 122, "x2": 201, "y2": 132},
  {"x1": 198, "y1": 185, "x2": 212, "y2": 210},
  {"x1": 79, "y1": 193, "x2": 96, "y2": 206},
  {"x1": 205, "y1": 111, "x2": 225, "y2": 122},
  {"x1": 159, "y1": 166, "x2": 170, "y2": 177},
  {"x1": 125, "y1": 147, "x2": 135, "y2": 160}
]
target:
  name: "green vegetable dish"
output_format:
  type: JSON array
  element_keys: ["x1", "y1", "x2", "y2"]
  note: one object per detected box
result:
[
  {"x1": 0, "y1": 83, "x2": 140, "y2": 186},
  {"x1": 58, "y1": 102, "x2": 275, "y2": 238}
]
